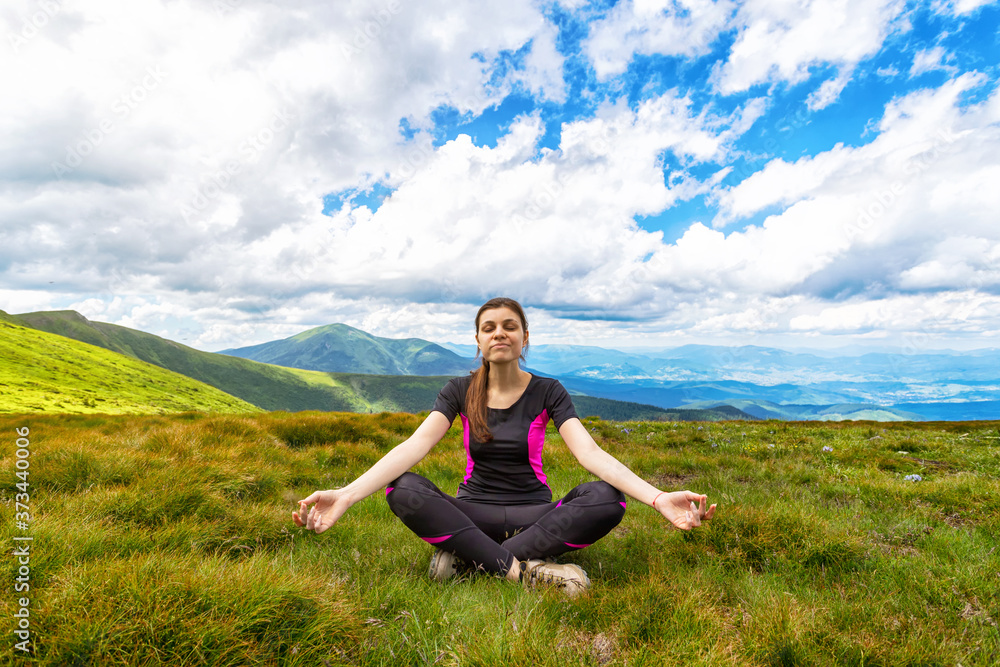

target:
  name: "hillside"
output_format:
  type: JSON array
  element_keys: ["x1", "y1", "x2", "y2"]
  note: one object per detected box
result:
[
  {"x1": 221, "y1": 322, "x2": 476, "y2": 375},
  {"x1": 14, "y1": 310, "x2": 381, "y2": 412},
  {"x1": 11, "y1": 310, "x2": 752, "y2": 421},
  {"x1": 0, "y1": 317, "x2": 260, "y2": 414}
]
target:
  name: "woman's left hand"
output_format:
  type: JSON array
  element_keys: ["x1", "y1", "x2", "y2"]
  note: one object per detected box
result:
[{"x1": 654, "y1": 491, "x2": 716, "y2": 530}]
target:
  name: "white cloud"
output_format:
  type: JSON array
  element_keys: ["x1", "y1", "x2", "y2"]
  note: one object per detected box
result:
[
  {"x1": 931, "y1": 0, "x2": 999, "y2": 16},
  {"x1": 898, "y1": 237, "x2": 1000, "y2": 290},
  {"x1": 657, "y1": 74, "x2": 1000, "y2": 308},
  {"x1": 585, "y1": 0, "x2": 735, "y2": 80},
  {"x1": 714, "y1": 0, "x2": 906, "y2": 102},
  {"x1": 2, "y1": 0, "x2": 998, "y2": 352},
  {"x1": 517, "y1": 21, "x2": 567, "y2": 103},
  {"x1": 584, "y1": 0, "x2": 907, "y2": 109},
  {"x1": 789, "y1": 291, "x2": 1000, "y2": 337},
  {"x1": 0, "y1": 0, "x2": 562, "y2": 295},
  {"x1": 806, "y1": 68, "x2": 854, "y2": 110},
  {"x1": 238, "y1": 91, "x2": 761, "y2": 313},
  {"x1": 910, "y1": 46, "x2": 957, "y2": 77}
]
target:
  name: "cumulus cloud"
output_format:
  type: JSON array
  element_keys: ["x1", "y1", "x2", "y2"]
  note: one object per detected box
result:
[
  {"x1": 243, "y1": 91, "x2": 764, "y2": 311},
  {"x1": 789, "y1": 291, "x2": 1000, "y2": 337},
  {"x1": 714, "y1": 0, "x2": 906, "y2": 102},
  {"x1": 583, "y1": 0, "x2": 907, "y2": 108},
  {"x1": 691, "y1": 74, "x2": 1000, "y2": 304},
  {"x1": 2, "y1": 0, "x2": 998, "y2": 352},
  {"x1": 0, "y1": 0, "x2": 561, "y2": 296},
  {"x1": 584, "y1": 0, "x2": 735, "y2": 80}
]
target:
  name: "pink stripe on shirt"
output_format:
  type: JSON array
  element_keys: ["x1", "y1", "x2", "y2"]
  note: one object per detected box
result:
[
  {"x1": 527, "y1": 409, "x2": 550, "y2": 489},
  {"x1": 460, "y1": 413, "x2": 474, "y2": 484}
]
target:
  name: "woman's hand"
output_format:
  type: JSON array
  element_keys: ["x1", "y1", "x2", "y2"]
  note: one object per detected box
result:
[
  {"x1": 292, "y1": 489, "x2": 352, "y2": 534},
  {"x1": 654, "y1": 490, "x2": 716, "y2": 530}
]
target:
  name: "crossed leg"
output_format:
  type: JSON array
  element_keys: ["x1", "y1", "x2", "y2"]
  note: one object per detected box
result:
[{"x1": 385, "y1": 472, "x2": 627, "y2": 576}]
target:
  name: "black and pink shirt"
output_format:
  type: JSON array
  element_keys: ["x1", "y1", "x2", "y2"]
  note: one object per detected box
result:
[{"x1": 431, "y1": 374, "x2": 579, "y2": 505}]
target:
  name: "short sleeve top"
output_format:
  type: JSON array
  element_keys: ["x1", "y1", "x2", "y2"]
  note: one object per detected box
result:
[{"x1": 431, "y1": 373, "x2": 578, "y2": 505}]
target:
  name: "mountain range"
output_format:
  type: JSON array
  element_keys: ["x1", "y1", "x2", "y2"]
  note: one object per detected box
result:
[
  {"x1": 7, "y1": 309, "x2": 996, "y2": 420},
  {"x1": 221, "y1": 320, "x2": 998, "y2": 421},
  {"x1": 3, "y1": 310, "x2": 746, "y2": 422}
]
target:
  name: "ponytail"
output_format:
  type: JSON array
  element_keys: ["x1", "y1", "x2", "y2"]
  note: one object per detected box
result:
[{"x1": 466, "y1": 358, "x2": 492, "y2": 442}]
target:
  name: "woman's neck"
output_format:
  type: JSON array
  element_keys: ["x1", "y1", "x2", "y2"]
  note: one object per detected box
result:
[{"x1": 487, "y1": 360, "x2": 530, "y2": 390}]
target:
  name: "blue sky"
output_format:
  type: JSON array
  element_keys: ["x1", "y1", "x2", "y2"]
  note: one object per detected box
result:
[{"x1": 1, "y1": 0, "x2": 998, "y2": 352}]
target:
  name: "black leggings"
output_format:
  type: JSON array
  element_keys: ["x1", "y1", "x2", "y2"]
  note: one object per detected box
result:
[{"x1": 385, "y1": 472, "x2": 627, "y2": 575}]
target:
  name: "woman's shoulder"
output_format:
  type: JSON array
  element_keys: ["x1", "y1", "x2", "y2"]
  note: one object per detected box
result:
[
  {"x1": 527, "y1": 373, "x2": 568, "y2": 394},
  {"x1": 441, "y1": 374, "x2": 472, "y2": 393}
]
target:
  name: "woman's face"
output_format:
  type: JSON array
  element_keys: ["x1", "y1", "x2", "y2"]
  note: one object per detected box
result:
[{"x1": 475, "y1": 306, "x2": 528, "y2": 363}]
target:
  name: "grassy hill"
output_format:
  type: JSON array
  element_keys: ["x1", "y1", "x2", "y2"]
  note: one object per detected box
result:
[
  {"x1": 13, "y1": 310, "x2": 400, "y2": 413},
  {"x1": 0, "y1": 317, "x2": 260, "y2": 414}
]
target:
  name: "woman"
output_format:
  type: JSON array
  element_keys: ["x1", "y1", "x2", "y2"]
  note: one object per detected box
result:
[{"x1": 293, "y1": 297, "x2": 716, "y2": 596}]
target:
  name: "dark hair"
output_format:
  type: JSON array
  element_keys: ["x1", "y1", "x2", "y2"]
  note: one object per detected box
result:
[{"x1": 466, "y1": 297, "x2": 529, "y2": 442}]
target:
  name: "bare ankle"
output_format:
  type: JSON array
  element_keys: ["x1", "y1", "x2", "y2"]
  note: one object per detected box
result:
[{"x1": 505, "y1": 558, "x2": 522, "y2": 582}]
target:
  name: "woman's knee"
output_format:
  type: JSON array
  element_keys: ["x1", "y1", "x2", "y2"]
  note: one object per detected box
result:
[
  {"x1": 387, "y1": 471, "x2": 428, "y2": 491},
  {"x1": 385, "y1": 472, "x2": 438, "y2": 518},
  {"x1": 572, "y1": 480, "x2": 626, "y2": 506}
]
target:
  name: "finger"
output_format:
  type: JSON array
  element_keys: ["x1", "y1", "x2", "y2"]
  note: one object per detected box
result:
[
  {"x1": 297, "y1": 501, "x2": 311, "y2": 527},
  {"x1": 299, "y1": 491, "x2": 320, "y2": 505},
  {"x1": 704, "y1": 503, "x2": 717, "y2": 521}
]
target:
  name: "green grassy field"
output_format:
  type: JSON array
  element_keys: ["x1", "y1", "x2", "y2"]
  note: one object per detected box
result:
[
  {"x1": 1, "y1": 412, "x2": 998, "y2": 665},
  {"x1": 0, "y1": 320, "x2": 260, "y2": 415}
]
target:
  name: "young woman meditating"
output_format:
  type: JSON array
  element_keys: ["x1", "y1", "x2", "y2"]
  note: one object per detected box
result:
[{"x1": 293, "y1": 297, "x2": 716, "y2": 596}]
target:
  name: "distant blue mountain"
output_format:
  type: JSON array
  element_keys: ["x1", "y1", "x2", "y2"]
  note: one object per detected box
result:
[
  {"x1": 224, "y1": 326, "x2": 1000, "y2": 421},
  {"x1": 891, "y1": 401, "x2": 1000, "y2": 421}
]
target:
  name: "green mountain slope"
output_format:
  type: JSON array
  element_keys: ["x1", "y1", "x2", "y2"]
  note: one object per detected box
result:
[
  {"x1": 14, "y1": 310, "x2": 377, "y2": 413},
  {"x1": 0, "y1": 317, "x2": 260, "y2": 414},
  {"x1": 221, "y1": 322, "x2": 476, "y2": 375},
  {"x1": 11, "y1": 310, "x2": 752, "y2": 421}
]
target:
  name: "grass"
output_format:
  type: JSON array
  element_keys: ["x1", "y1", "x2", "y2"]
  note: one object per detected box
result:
[
  {"x1": 0, "y1": 321, "x2": 260, "y2": 415},
  {"x1": 1, "y1": 413, "x2": 998, "y2": 665}
]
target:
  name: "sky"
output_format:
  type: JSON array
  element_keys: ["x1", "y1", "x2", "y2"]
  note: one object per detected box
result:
[{"x1": 2, "y1": 0, "x2": 999, "y2": 354}]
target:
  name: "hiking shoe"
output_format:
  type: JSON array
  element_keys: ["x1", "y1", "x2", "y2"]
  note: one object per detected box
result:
[
  {"x1": 428, "y1": 549, "x2": 463, "y2": 581},
  {"x1": 521, "y1": 559, "x2": 590, "y2": 597}
]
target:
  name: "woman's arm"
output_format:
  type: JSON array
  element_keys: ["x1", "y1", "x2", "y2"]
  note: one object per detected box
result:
[
  {"x1": 557, "y1": 417, "x2": 716, "y2": 530},
  {"x1": 293, "y1": 410, "x2": 453, "y2": 534}
]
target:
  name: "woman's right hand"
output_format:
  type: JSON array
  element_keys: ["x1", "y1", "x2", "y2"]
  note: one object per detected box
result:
[{"x1": 292, "y1": 489, "x2": 351, "y2": 534}]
